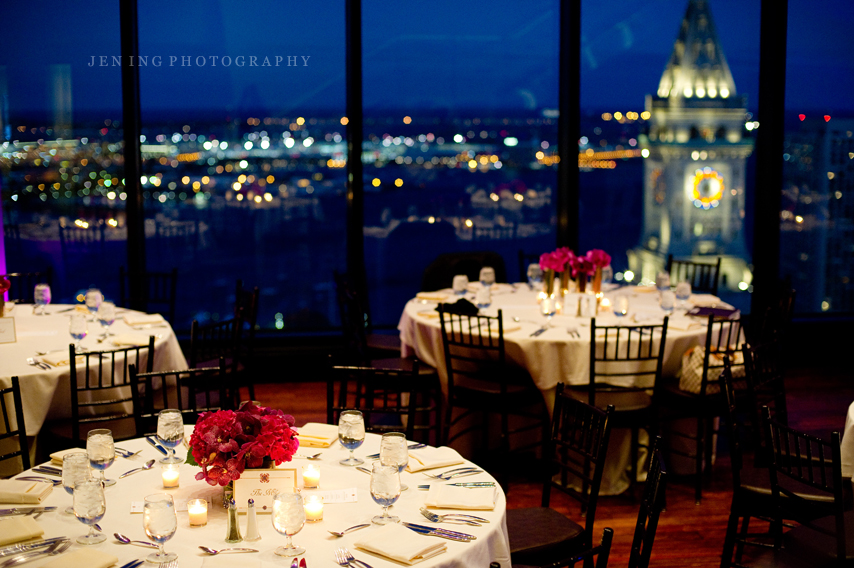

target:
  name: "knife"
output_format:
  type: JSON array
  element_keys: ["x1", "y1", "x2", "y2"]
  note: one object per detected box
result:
[
  {"x1": 530, "y1": 326, "x2": 548, "y2": 337},
  {"x1": 417, "y1": 482, "x2": 496, "y2": 490},
  {"x1": 0, "y1": 507, "x2": 57, "y2": 516},
  {"x1": 34, "y1": 465, "x2": 61, "y2": 474},
  {"x1": 402, "y1": 522, "x2": 476, "y2": 541},
  {"x1": 119, "y1": 560, "x2": 145, "y2": 568},
  {"x1": 145, "y1": 437, "x2": 169, "y2": 456},
  {"x1": 14, "y1": 476, "x2": 62, "y2": 486},
  {"x1": 0, "y1": 537, "x2": 67, "y2": 557},
  {"x1": 31, "y1": 468, "x2": 62, "y2": 477}
]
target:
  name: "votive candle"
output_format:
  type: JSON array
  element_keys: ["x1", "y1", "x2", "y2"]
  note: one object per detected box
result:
[
  {"x1": 161, "y1": 463, "x2": 180, "y2": 488},
  {"x1": 304, "y1": 495, "x2": 323, "y2": 522},
  {"x1": 303, "y1": 464, "x2": 320, "y2": 489},
  {"x1": 188, "y1": 499, "x2": 208, "y2": 527}
]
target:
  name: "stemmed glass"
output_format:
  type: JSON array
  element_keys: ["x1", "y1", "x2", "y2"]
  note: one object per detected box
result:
[
  {"x1": 85, "y1": 288, "x2": 102, "y2": 320},
  {"x1": 33, "y1": 283, "x2": 51, "y2": 315},
  {"x1": 613, "y1": 295, "x2": 629, "y2": 318},
  {"x1": 143, "y1": 493, "x2": 178, "y2": 564},
  {"x1": 675, "y1": 282, "x2": 692, "y2": 311},
  {"x1": 96, "y1": 301, "x2": 116, "y2": 341},
  {"x1": 479, "y1": 267, "x2": 496, "y2": 288},
  {"x1": 272, "y1": 492, "x2": 306, "y2": 557},
  {"x1": 86, "y1": 428, "x2": 116, "y2": 487},
  {"x1": 370, "y1": 461, "x2": 401, "y2": 525},
  {"x1": 527, "y1": 263, "x2": 543, "y2": 290},
  {"x1": 73, "y1": 478, "x2": 106, "y2": 544},
  {"x1": 338, "y1": 410, "x2": 365, "y2": 466},
  {"x1": 62, "y1": 452, "x2": 91, "y2": 514},
  {"x1": 380, "y1": 432, "x2": 410, "y2": 491},
  {"x1": 69, "y1": 314, "x2": 88, "y2": 353},
  {"x1": 541, "y1": 294, "x2": 557, "y2": 326},
  {"x1": 156, "y1": 409, "x2": 184, "y2": 464}
]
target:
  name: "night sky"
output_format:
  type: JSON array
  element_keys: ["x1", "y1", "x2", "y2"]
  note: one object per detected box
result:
[{"x1": 1, "y1": 0, "x2": 852, "y2": 121}]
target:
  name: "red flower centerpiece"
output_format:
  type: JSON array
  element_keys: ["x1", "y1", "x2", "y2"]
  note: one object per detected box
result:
[
  {"x1": 570, "y1": 255, "x2": 595, "y2": 294},
  {"x1": 585, "y1": 249, "x2": 611, "y2": 294},
  {"x1": 0, "y1": 277, "x2": 10, "y2": 313},
  {"x1": 187, "y1": 401, "x2": 299, "y2": 486}
]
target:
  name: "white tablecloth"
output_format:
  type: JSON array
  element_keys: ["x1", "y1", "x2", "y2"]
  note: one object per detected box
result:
[
  {"x1": 841, "y1": 402, "x2": 854, "y2": 478},
  {"x1": 398, "y1": 285, "x2": 724, "y2": 494},
  {"x1": 0, "y1": 304, "x2": 187, "y2": 436},
  {"x1": 8, "y1": 427, "x2": 510, "y2": 568}
]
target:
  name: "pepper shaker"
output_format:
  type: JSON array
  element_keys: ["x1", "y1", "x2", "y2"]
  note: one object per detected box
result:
[
  {"x1": 225, "y1": 498, "x2": 243, "y2": 543},
  {"x1": 244, "y1": 498, "x2": 262, "y2": 541}
]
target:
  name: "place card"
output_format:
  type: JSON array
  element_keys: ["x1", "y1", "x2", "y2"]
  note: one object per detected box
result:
[
  {"x1": 0, "y1": 318, "x2": 16, "y2": 344},
  {"x1": 234, "y1": 468, "x2": 297, "y2": 513}
]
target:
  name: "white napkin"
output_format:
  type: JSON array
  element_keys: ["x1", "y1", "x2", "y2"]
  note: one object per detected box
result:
[
  {"x1": 110, "y1": 333, "x2": 151, "y2": 347},
  {"x1": 690, "y1": 294, "x2": 722, "y2": 307},
  {"x1": 0, "y1": 480, "x2": 52, "y2": 504},
  {"x1": 40, "y1": 351, "x2": 82, "y2": 367},
  {"x1": 416, "y1": 292, "x2": 448, "y2": 302},
  {"x1": 632, "y1": 311, "x2": 663, "y2": 324},
  {"x1": 42, "y1": 549, "x2": 118, "y2": 568},
  {"x1": 424, "y1": 484, "x2": 497, "y2": 510},
  {"x1": 406, "y1": 446, "x2": 465, "y2": 473},
  {"x1": 355, "y1": 523, "x2": 447, "y2": 565},
  {"x1": 49, "y1": 448, "x2": 86, "y2": 466},
  {"x1": 417, "y1": 310, "x2": 441, "y2": 319},
  {"x1": 123, "y1": 313, "x2": 165, "y2": 326},
  {"x1": 0, "y1": 517, "x2": 44, "y2": 545},
  {"x1": 296, "y1": 423, "x2": 339, "y2": 448},
  {"x1": 668, "y1": 317, "x2": 704, "y2": 331}
]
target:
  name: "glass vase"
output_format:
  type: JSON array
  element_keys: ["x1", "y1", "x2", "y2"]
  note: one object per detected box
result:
[
  {"x1": 541, "y1": 269, "x2": 555, "y2": 299},
  {"x1": 592, "y1": 267, "x2": 603, "y2": 294},
  {"x1": 577, "y1": 273, "x2": 587, "y2": 294}
]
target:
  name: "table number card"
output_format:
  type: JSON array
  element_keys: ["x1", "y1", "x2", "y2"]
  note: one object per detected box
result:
[
  {"x1": 0, "y1": 317, "x2": 16, "y2": 344},
  {"x1": 234, "y1": 468, "x2": 297, "y2": 513}
]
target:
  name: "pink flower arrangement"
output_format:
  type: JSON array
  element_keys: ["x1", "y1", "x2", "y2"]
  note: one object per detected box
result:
[
  {"x1": 540, "y1": 247, "x2": 576, "y2": 272},
  {"x1": 585, "y1": 249, "x2": 611, "y2": 269},
  {"x1": 0, "y1": 277, "x2": 10, "y2": 295},
  {"x1": 570, "y1": 255, "x2": 595, "y2": 278},
  {"x1": 187, "y1": 402, "x2": 299, "y2": 486}
]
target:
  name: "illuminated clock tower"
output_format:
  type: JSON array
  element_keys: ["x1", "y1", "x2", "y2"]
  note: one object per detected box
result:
[{"x1": 631, "y1": 0, "x2": 754, "y2": 290}]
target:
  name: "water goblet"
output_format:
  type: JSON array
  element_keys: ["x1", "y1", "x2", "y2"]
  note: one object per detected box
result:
[
  {"x1": 69, "y1": 314, "x2": 88, "y2": 353},
  {"x1": 156, "y1": 409, "x2": 184, "y2": 464},
  {"x1": 675, "y1": 281, "x2": 692, "y2": 311},
  {"x1": 62, "y1": 452, "x2": 91, "y2": 514},
  {"x1": 73, "y1": 479, "x2": 106, "y2": 544},
  {"x1": 33, "y1": 283, "x2": 51, "y2": 315},
  {"x1": 613, "y1": 295, "x2": 629, "y2": 318},
  {"x1": 85, "y1": 288, "x2": 102, "y2": 319},
  {"x1": 96, "y1": 301, "x2": 116, "y2": 340},
  {"x1": 541, "y1": 294, "x2": 557, "y2": 324},
  {"x1": 86, "y1": 428, "x2": 116, "y2": 487},
  {"x1": 527, "y1": 263, "x2": 543, "y2": 290},
  {"x1": 475, "y1": 286, "x2": 491, "y2": 309},
  {"x1": 655, "y1": 272, "x2": 670, "y2": 292},
  {"x1": 370, "y1": 461, "x2": 401, "y2": 525},
  {"x1": 379, "y1": 432, "x2": 409, "y2": 491},
  {"x1": 479, "y1": 266, "x2": 496, "y2": 288},
  {"x1": 338, "y1": 410, "x2": 365, "y2": 466},
  {"x1": 143, "y1": 493, "x2": 178, "y2": 564},
  {"x1": 272, "y1": 492, "x2": 306, "y2": 557},
  {"x1": 660, "y1": 290, "x2": 675, "y2": 314},
  {"x1": 452, "y1": 274, "x2": 469, "y2": 296}
]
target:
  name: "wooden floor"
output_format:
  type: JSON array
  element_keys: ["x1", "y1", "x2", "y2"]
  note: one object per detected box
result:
[{"x1": 251, "y1": 365, "x2": 853, "y2": 567}]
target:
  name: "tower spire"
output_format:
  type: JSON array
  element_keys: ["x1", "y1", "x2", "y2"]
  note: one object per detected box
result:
[{"x1": 657, "y1": 0, "x2": 737, "y2": 100}]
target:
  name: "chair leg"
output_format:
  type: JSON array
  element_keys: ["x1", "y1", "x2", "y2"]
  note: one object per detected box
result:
[
  {"x1": 705, "y1": 416, "x2": 716, "y2": 476},
  {"x1": 720, "y1": 509, "x2": 741, "y2": 568},
  {"x1": 695, "y1": 416, "x2": 704, "y2": 504},
  {"x1": 630, "y1": 427, "x2": 639, "y2": 495},
  {"x1": 735, "y1": 515, "x2": 750, "y2": 561}
]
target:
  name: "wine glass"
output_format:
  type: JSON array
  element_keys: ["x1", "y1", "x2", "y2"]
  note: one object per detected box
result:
[
  {"x1": 86, "y1": 428, "x2": 116, "y2": 487},
  {"x1": 527, "y1": 263, "x2": 543, "y2": 290},
  {"x1": 370, "y1": 461, "x2": 401, "y2": 525},
  {"x1": 613, "y1": 295, "x2": 629, "y2": 318},
  {"x1": 85, "y1": 288, "x2": 102, "y2": 319},
  {"x1": 541, "y1": 294, "x2": 557, "y2": 326},
  {"x1": 96, "y1": 301, "x2": 116, "y2": 341},
  {"x1": 675, "y1": 281, "x2": 692, "y2": 311},
  {"x1": 452, "y1": 274, "x2": 469, "y2": 297},
  {"x1": 143, "y1": 493, "x2": 178, "y2": 564},
  {"x1": 272, "y1": 492, "x2": 306, "y2": 557},
  {"x1": 62, "y1": 452, "x2": 91, "y2": 514},
  {"x1": 379, "y1": 432, "x2": 409, "y2": 491},
  {"x1": 156, "y1": 409, "x2": 184, "y2": 464},
  {"x1": 33, "y1": 283, "x2": 51, "y2": 315},
  {"x1": 660, "y1": 290, "x2": 675, "y2": 314},
  {"x1": 479, "y1": 266, "x2": 496, "y2": 288},
  {"x1": 338, "y1": 410, "x2": 365, "y2": 466},
  {"x1": 73, "y1": 478, "x2": 106, "y2": 544},
  {"x1": 69, "y1": 314, "x2": 88, "y2": 353}
]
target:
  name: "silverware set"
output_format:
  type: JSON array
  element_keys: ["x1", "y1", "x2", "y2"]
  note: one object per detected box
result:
[
  {"x1": 419, "y1": 507, "x2": 489, "y2": 526},
  {"x1": 25, "y1": 357, "x2": 50, "y2": 370},
  {"x1": 417, "y1": 481, "x2": 495, "y2": 490},
  {"x1": 0, "y1": 539, "x2": 71, "y2": 567},
  {"x1": 401, "y1": 522, "x2": 476, "y2": 542},
  {"x1": 567, "y1": 329, "x2": 581, "y2": 338},
  {"x1": 422, "y1": 467, "x2": 483, "y2": 480},
  {"x1": 0, "y1": 507, "x2": 57, "y2": 518},
  {"x1": 335, "y1": 547, "x2": 371, "y2": 568}
]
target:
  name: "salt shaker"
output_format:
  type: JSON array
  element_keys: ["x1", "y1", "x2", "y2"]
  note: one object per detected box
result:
[
  {"x1": 225, "y1": 498, "x2": 243, "y2": 543},
  {"x1": 244, "y1": 498, "x2": 262, "y2": 541}
]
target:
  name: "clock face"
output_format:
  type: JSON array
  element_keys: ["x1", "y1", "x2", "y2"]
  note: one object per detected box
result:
[{"x1": 692, "y1": 167, "x2": 724, "y2": 209}]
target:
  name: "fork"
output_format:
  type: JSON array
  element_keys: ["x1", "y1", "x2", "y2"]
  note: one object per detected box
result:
[
  {"x1": 1, "y1": 540, "x2": 71, "y2": 568},
  {"x1": 25, "y1": 357, "x2": 50, "y2": 370},
  {"x1": 336, "y1": 547, "x2": 374, "y2": 568},
  {"x1": 160, "y1": 560, "x2": 178, "y2": 568},
  {"x1": 423, "y1": 468, "x2": 483, "y2": 480},
  {"x1": 420, "y1": 507, "x2": 489, "y2": 525}
]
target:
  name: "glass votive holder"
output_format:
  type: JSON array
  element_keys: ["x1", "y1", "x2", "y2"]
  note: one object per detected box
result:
[
  {"x1": 304, "y1": 494, "x2": 323, "y2": 522},
  {"x1": 303, "y1": 464, "x2": 320, "y2": 489},
  {"x1": 188, "y1": 499, "x2": 208, "y2": 527},
  {"x1": 161, "y1": 462, "x2": 180, "y2": 488}
]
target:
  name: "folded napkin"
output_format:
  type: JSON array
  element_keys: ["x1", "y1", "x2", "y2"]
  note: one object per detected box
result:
[
  {"x1": 436, "y1": 298, "x2": 479, "y2": 317},
  {"x1": 0, "y1": 517, "x2": 44, "y2": 546},
  {"x1": 0, "y1": 480, "x2": 53, "y2": 504},
  {"x1": 417, "y1": 310, "x2": 441, "y2": 319},
  {"x1": 632, "y1": 311, "x2": 663, "y2": 324},
  {"x1": 406, "y1": 446, "x2": 465, "y2": 473},
  {"x1": 40, "y1": 351, "x2": 83, "y2": 367},
  {"x1": 296, "y1": 422, "x2": 339, "y2": 448},
  {"x1": 110, "y1": 333, "x2": 151, "y2": 347},
  {"x1": 50, "y1": 448, "x2": 86, "y2": 466},
  {"x1": 480, "y1": 318, "x2": 521, "y2": 334},
  {"x1": 690, "y1": 294, "x2": 722, "y2": 307},
  {"x1": 668, "y1": 318, "x2": 704, "y2": 331},
  {"x1": 42, "y1": 548, "x2": 118, "y2": 568},
  {"x1": 355, "y1": 522, "x2": 447, "y2": 565},
  {"x1": 123, "y1": 313, "x2": 165, "y2": 326},
  {"x1": 416, "y1": 292, "x2": 449, "y2": 302},
  {"x1": 424, "y1": 484, "x2": 497, "y2": 510},
  {"x1": 634, "y1": 285, "x2": 657, "y2": 293}
]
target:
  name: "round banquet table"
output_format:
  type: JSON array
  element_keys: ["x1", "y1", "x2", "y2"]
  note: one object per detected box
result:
[
  {"x1": 398, "y1": 283, "x2": 732, "y2": 494},
  {"x1": 10, "y1": 427, "x2": 510, "y2": 568},
  {"x1": 0, "y1": 303, "x2": 187, "y2": 436},
  {"x1": 841, "y1": 401, "x2": 854, "y2": 479}
]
